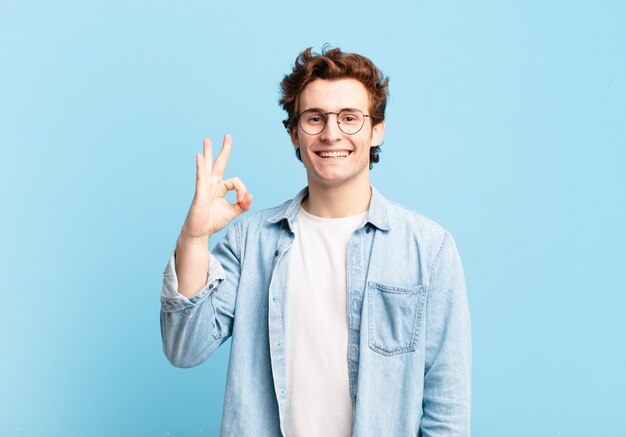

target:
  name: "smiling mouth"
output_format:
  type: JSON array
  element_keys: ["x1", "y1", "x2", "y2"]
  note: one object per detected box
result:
[{"x1": 316, "y1": 151, "x2": 352, "y2": 159}]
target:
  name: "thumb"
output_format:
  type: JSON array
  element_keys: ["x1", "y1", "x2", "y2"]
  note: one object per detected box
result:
[{"x1": 235, "y1": 193, "x2": 253, "y2": 214}]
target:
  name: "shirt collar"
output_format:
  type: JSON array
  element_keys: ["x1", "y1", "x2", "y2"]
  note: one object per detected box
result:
[
  {"x1": 367, "y1": 186, "x2": 391, "y2": 231},
  {"x1": 267, "y1": 186, "x2": 391, "y2": 231}
]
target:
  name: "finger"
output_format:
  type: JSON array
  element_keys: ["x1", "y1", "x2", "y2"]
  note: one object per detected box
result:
[
  {"x1": 195, "y1": 153, "x2": 205, "y2": 192},
  {"x1": 233, "y1": 192, "x2": 254, "y2": 215},
  {"x1": 212, "y1": 134, "x2": 233, "y2": 179},
  {"x1": 203, "y1": 138, "x2": 213, "y2": 180},
  {"x1": 223, "y1": 176, "x2": 248, "y2": 203},
  {"x1": 240, "y1": 192, "x2": 253, "y2": 211}
]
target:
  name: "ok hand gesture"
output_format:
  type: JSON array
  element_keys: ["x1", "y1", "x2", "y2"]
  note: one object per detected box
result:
[{"x1": 180, "y1": 134, "x2": 253, "y2": 241}]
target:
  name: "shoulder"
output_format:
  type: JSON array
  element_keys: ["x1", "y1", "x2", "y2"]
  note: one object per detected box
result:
[
  {"x1": 232, "y1": 198, "x2": 292, "y2": 231},
  {"x1": 216, "y1": 198, "x2": 292, "y2": 258},
  {"x1": 383, "y1": 197, "x2": 449, "y2": 242},
  {"x1": 386, "y1": 199, "x2": 445, "y2": 232},
  {"x1": 378, "y1": 195, "x2": 458, "y2": 271},
  {"x1": 368, "y1": 192, "x2": 462, "y2": 288}
]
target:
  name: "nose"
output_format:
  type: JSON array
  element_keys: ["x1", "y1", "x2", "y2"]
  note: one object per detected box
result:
[{"x1": 319, "y1": 113, "x2": 342, "y2": 142}]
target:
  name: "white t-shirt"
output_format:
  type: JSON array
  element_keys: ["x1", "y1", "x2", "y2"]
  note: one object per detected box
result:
[{"x1": 284, "y1": 206, "x2": 366, "y2": 437}]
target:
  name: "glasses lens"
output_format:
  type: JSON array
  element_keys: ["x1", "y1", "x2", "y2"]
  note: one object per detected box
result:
[
  {"x1": 299, "y1": 109, "x2": 326, "y2": 135},
  {"x1": 338, "y1": 109, "x2": 365, "y2": 135}
]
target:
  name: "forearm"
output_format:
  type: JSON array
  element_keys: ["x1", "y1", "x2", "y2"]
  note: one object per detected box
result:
[
  {"x1": 161, "y1": 223, "x2": 239, "y2": 367},
  {"x1": 175, "y1": 234, "x2": 211, "y2": 297}
]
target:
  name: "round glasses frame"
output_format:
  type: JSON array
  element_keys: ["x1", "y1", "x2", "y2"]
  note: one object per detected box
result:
[{"x1": 295, "y1": 108, "x2": 375, "y2": 136}]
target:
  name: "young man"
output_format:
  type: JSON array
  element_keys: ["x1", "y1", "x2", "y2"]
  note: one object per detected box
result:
[{"x1": 161, "y1": 47, "x2": 471, "y2": 436}]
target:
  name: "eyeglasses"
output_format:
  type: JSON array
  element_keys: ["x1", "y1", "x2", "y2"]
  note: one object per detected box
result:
[{"x1": 295, "y1": 108, "x2": 374, "y2": 136}]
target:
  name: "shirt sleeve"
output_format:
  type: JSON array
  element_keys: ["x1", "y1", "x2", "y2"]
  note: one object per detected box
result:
[
  {"x1": 420, "y1": 231, "x2": 472, "y2": 436},
  {"x1": 160, "y1": 222, "x2": 242, "y2": 368}
]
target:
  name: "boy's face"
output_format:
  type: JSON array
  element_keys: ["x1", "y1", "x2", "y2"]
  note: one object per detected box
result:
[{"x1": 291, "y1": 78, "x2": 385, "y2": 190}]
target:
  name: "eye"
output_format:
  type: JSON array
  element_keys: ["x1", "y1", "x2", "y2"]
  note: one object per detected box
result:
[
  {"x1": 340, "y1": 111, "x2": 361, "y2": 124},
  {"x1": 303, "y1": 111, "x2": 325, "y2": 125}
]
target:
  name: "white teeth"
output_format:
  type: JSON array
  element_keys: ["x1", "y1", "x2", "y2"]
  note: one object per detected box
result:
[{"x1": 318, "y1": 151, "x2": 349, "y2": 158}]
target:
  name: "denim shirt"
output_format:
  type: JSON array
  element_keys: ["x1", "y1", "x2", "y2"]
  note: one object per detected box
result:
[{"x1": 161, "y1": 187, "x2": 471, "y2": 436}]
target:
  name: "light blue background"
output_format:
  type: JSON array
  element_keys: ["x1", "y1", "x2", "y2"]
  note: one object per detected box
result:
[{"x1": 1, "y1": 0, "x2": 624, "y2": 435}]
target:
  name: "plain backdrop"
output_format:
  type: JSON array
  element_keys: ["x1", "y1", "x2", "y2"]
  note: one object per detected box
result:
[{"x1": 1, "y1": 0, "x2": 624, "y2": 435}]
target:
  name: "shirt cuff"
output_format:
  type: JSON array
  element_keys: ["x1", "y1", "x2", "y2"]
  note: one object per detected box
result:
[{"x1": 160, "y1": 250, "x2": 225, "y2": 313}]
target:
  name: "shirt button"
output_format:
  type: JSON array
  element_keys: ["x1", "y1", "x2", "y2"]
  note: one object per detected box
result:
[
  {"x1": 366, "y1": 227, "x2": 371, "y2": 234},
  {"x1": 274, "y1": 250, "x2": 279, "y2": 256},
  {"x1": 208, "y1": 283, "x2": 214, "y2": 289},
  {"x1": 352, "y1": 299, "x2": 359, "y2": 310}
]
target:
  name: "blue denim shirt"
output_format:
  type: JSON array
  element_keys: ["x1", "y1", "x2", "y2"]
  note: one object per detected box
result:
[{"x1": 161, "y1": 187, "x2": 471, "y2": 436}]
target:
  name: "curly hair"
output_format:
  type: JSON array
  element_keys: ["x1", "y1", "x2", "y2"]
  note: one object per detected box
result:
[{"x1": 279, "y1": 46, "x2": 389, "y2": 167}]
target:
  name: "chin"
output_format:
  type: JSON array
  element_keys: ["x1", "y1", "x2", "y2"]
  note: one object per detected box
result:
[{"x1": 309, "y1": 169, "x2": 368, "y2": 189}]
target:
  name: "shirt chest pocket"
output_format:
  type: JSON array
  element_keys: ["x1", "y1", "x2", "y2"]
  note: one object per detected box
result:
[{"x1": 367, "y1": 281, "x2": 428, "y2": 356}]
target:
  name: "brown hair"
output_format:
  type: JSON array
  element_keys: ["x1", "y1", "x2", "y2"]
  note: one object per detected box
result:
[{"x1": 279, "y1": 46, "x2": 389, "y2": 167}]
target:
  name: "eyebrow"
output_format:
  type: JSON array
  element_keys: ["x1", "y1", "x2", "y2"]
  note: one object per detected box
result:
[{"x1": 300, "y1": 107, "x2": 363, "y2": 113}]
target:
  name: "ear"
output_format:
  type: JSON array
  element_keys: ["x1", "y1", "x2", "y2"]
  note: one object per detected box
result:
[
  {"x1": 290, "y1": 127, "x2": 300, "y2": 148},
  {"x1": 370, "y1": 120, "x2": 385, "y2": 147}
]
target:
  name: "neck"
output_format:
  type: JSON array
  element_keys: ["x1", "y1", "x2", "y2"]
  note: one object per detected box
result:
[{"x1": 302, "y1": 178, "x2": 372, "y2": 218}]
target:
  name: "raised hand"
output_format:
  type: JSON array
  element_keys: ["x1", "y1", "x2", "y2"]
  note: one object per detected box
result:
[
  {"x1": 180, "y1": 134, "x2": 253, "y2": 241},
  {"x1": 175, "y1": 135, "x2": 252, "y2": 296}
]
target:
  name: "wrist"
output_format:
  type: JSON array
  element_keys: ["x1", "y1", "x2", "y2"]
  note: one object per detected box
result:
[{"x1": 177, "y1": 232, "x2": 210, "y2": 248}]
